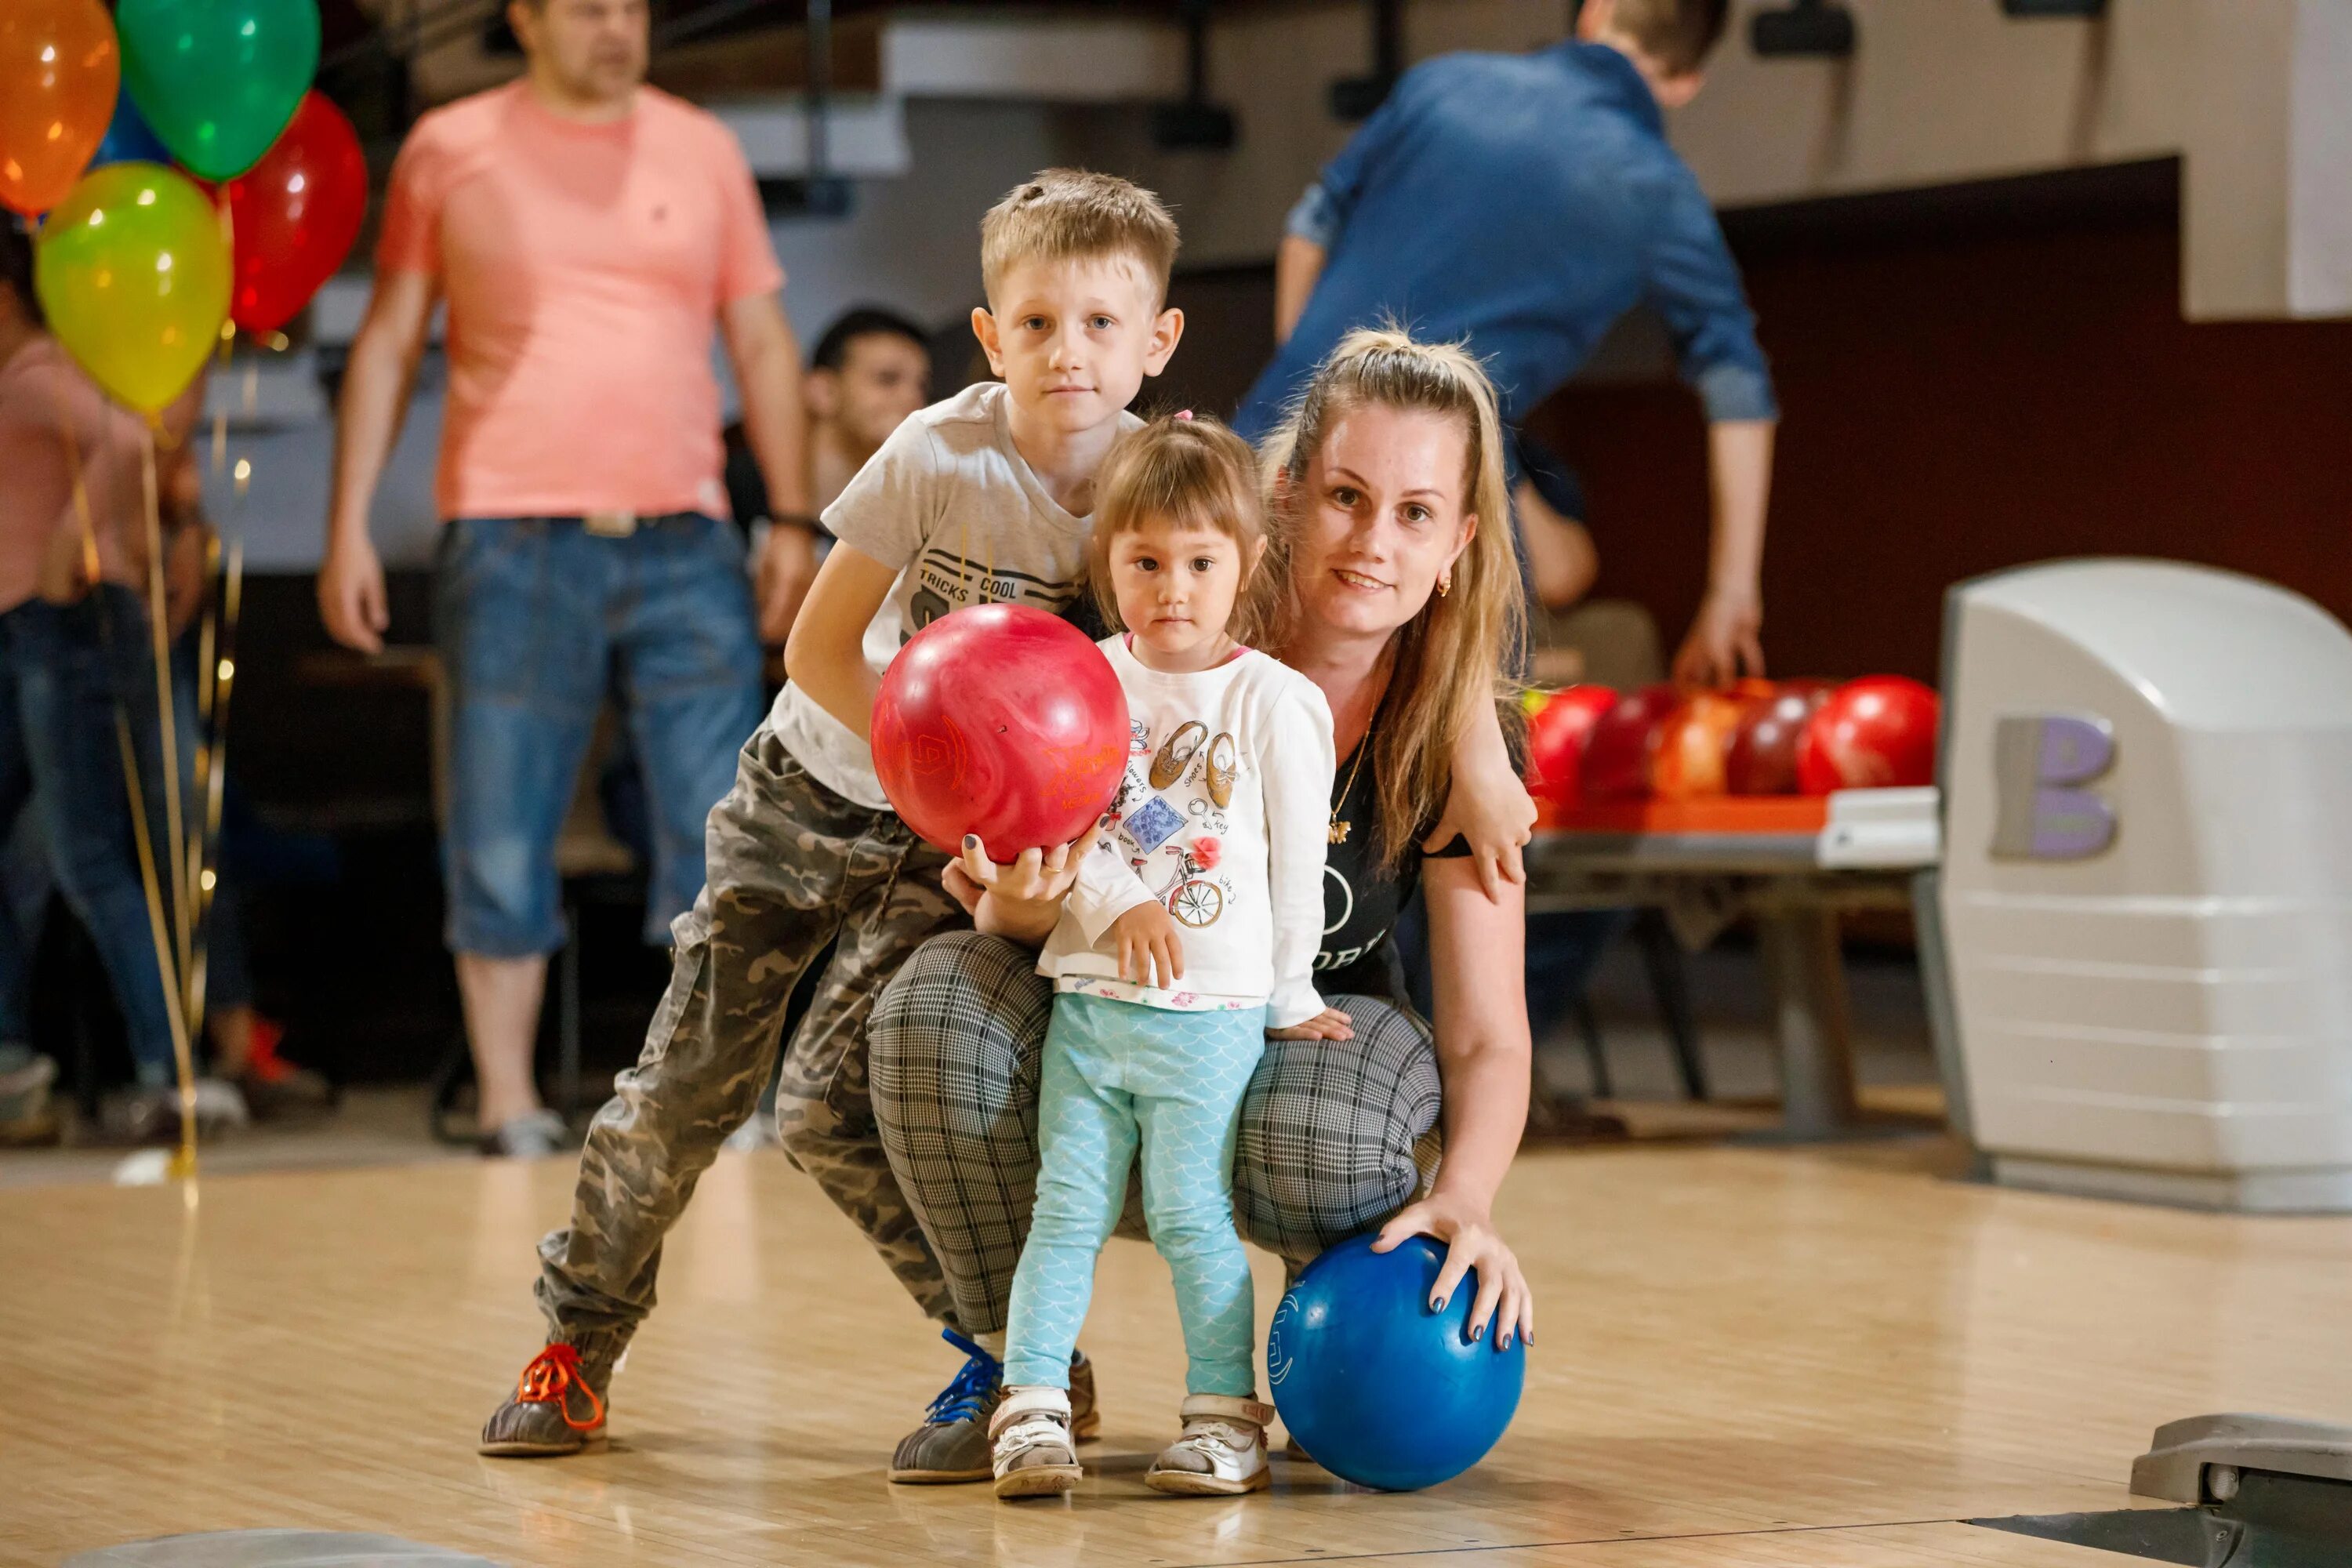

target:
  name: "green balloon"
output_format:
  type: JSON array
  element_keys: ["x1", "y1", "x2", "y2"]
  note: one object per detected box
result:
[{"x1": 117, "y1": 0, "x2": 319, "y2": 181}]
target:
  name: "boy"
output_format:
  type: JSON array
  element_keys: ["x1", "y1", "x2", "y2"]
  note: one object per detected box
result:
[{"x1": 478, "y1": 169, "x2": 1185, "y2": 1458}]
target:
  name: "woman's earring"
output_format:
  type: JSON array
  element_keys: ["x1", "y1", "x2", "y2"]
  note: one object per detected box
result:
[{"x1": 1437, "y1": 572, "x2": 1453, "y2": 599}]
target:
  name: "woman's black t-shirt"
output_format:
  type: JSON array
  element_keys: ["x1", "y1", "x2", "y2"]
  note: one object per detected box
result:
[{"x1": 1315, "y1": 737, "x2": 1470, "y2": 1004}]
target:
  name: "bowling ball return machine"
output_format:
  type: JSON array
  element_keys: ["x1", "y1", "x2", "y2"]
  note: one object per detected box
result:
[
  {"x1": 1526, "y1": 557, "x2": 2352, "y2": 1194},
  {"x1": 1938, "y1": 559, "x2": 2352, "y2": 1211}
]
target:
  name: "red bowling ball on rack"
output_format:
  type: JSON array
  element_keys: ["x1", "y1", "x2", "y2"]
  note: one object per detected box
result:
[{"x1": 1795, "y1": 675, "x2": 1941, "y2": 793}]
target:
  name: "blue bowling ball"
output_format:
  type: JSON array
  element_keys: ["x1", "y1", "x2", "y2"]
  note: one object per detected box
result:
[{"x1": 1265, "y1": 1232, "x2": 1525, "y2": 1491}]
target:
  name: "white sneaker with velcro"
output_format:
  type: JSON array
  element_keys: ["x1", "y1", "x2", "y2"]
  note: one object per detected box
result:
[
  {"x1": 1144, "y1": 1393, "x2": 1275, "y2": 1496},
  {"x1": 990, "y1": 1385, "x2": 1083, "y2": 1499}
]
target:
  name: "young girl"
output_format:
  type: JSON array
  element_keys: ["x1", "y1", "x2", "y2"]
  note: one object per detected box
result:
[{"x1": 988, "y1": 414, "x2": 1344, "y2": 1500}]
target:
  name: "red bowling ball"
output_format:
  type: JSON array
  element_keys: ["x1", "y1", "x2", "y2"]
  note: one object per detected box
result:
[
  {"x1": 1524, "y1": 685, "x2": 1618, "y2": 807},
  {"x1": 1650, "y1": 689, "x2": 1752, "y2": 800},
  {"x1": 1580, "y1": 684, "x2": 1682, "y2": 800},
  {"x1": 1725, "y1": 679, "x2": 1835, "y2": 795},
  {"x1": 1795, "y1": 675, "x2": 1941, "y2": 793},
  {"x1": 870, "y1": 604, "x2": 1131, "y2": 855}
]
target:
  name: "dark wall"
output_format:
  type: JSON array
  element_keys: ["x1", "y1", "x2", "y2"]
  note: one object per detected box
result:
[{"x1": 1526, "y1": 160, "x2": 2352, "y2": 682}]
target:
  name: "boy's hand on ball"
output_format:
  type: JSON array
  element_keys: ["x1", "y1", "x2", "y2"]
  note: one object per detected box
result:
[
  {"x1": 1268, "y1": 1007, "x2": 1355, "y2": 1042},
  {"x1": 1112, "y1": 903, "x2": 1185, "y2": 987},
  {"x1": 1374, "y1": 1195, "x2": 1534, "y2": 1352}
]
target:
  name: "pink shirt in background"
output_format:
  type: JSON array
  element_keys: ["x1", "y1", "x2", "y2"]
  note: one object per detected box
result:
[
  {"x1": 376, "y1": 82, "x2": 786, "y2": 522},
  {"x1": 0, "y1": 339, "x2": 156, "y2": 615}
]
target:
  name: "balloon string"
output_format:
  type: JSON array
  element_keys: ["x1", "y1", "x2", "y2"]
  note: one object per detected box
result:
[
  {"x1": 140, "y1": 428, "x2": 194, "y2": 1027},
  {"x1": 112, "y1": 699, "x2": 199, "y2": 1183},
  {"x1": 183, "y1": 537, "x2": 241, "y2": 1064}
]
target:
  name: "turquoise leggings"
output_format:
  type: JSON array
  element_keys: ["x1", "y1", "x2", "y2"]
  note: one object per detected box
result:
[{"x1": 1003, "y1": 992, "x2": 1267, "y2": 1396}]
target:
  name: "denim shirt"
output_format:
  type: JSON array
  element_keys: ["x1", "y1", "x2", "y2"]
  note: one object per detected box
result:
[{"x1": 1233, "y1": 42, "x2": 1776, "y2": 441}]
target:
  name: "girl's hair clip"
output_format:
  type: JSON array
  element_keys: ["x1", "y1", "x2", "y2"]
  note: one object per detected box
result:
[{"x1": 1174, "y1": 408, "x2": 1195, "y2": 420}]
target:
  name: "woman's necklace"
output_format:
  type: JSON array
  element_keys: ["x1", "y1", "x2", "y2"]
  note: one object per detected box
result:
[{"x1": 1329, "y1": 728, "x2": 1373, "y2": 845}]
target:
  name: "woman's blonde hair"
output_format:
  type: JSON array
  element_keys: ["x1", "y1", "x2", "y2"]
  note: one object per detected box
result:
[
  {"x1": 1087, "y1": 413, "x2": 1270, "y2": 638},
  {"x1": 1258, "y1": 327, "x2": 1525, "y2": 873}
]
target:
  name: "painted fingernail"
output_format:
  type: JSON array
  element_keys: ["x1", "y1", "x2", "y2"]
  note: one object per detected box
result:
[
  {"x1": 1431, "y1": 1295, "x2": 1446, "y2": 1312},
  {"x1": 1470, "y1": 1323, "x2": 1483, "y2": 1341},
  {"x1": 962, "y1": 834, "x2": 978, "y2": 848},
  {"x1": 1501, "y1": 1333, "x2": 1513, "y2": 1350}
]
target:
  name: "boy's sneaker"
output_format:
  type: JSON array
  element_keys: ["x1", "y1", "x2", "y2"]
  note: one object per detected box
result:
[
  {"x1": 1145, "y1": 1394, "x2": 1275, "y2": 1496},
  {"x1": 479, "y1": 1343, "x2": 612, "y2": 1457},
  {"x1": 991, "y1": 1386, "x2": 1081, "y2": 1499},
  {"x1": 891, "y1": 1330, "x2": 1099, "y2": 1484}
]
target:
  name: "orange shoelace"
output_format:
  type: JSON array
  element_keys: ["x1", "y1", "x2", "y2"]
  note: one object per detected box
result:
[{"x1": 515, "y1": 1344, "x2": 605, "y2": 1432}]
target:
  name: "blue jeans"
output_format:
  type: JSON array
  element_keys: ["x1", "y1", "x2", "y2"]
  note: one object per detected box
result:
[
  {"x1": 433, "y1": 515, "x2": 764, "y2": 956},
  {"x1": 0, "y1": 590, "x2": 183, "y2": 1081}
]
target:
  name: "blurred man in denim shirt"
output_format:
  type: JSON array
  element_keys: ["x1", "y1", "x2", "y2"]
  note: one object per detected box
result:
[{"x1": 1236, "y1": 0, "x2": 1776, "y2": 689}]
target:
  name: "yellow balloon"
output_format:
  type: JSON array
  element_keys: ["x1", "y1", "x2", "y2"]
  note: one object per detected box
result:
[{"x1": 34, "y1": 162, "x2": 229, "y2": 413}]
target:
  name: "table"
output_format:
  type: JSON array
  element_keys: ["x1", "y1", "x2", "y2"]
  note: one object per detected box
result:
[{"x1": 1523, "y1": 790, "x2": 1953, "y2": 1140}]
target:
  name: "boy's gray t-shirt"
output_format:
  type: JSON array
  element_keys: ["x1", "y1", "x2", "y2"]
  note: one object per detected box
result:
[{"x1": 767, "y1": 380, "x2": 1142, "y2": 811}]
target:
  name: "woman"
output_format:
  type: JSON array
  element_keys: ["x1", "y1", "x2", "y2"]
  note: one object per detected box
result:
[{"x1": 869, "y1": 327, "x2": 1541, "y2": 1482}]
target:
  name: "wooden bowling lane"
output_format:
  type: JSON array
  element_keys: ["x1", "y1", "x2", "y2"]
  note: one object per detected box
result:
[
  {"x1": 1336, "y1": 1523, "x2": 2127, "y2": 1564},
  {"x1": 5, "y1": 1138, "x2": 2349, "y2": 1566}
]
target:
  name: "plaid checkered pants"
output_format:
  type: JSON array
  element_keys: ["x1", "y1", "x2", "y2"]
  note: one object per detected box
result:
[{"x1": 869, "y1": 931, "x2": 1443, "y2": 1337}]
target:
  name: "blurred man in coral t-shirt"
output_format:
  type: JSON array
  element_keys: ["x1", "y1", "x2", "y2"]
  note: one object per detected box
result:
[{"x1": 319, "y1": 0, "x2": 813, "y2": 1157}]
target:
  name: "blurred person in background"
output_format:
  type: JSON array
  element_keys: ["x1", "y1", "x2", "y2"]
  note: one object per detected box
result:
[
  {"x1": 0, "y1": 221, "x2": 256, "y2": 1142},
  {"x1": 1235, "y1": 0, "x2": 1775, "y2": 690},
  {"x1": 724, "y1": 305, "x2": 932, "y2": 656},
  {"x1": 318, "y1": 0, "x2": 811, "y2": 1158}
]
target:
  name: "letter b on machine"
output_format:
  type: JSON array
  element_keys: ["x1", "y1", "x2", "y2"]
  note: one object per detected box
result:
[{"x1": 1937, "y1": 559, "x2": 2352, "y2": 1211}]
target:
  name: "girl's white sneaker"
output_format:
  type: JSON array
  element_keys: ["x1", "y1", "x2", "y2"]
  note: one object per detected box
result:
[
  {"x1": 991, "y1": 1386, "x2": 1082, "y2": 1499},
  {"x1": 1145, "y1": 1394, "x2": 1275, "y2": 1496}
]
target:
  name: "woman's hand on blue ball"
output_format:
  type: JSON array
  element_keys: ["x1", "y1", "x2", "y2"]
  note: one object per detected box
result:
[{"x1": 1373, "y1": 1194, "x2": 1534, "y2": 1352}]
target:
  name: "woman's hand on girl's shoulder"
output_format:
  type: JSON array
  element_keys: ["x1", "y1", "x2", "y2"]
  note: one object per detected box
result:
[{"x1": 1371, "y1": 1193, "x2": 1534, "y2": 1352}]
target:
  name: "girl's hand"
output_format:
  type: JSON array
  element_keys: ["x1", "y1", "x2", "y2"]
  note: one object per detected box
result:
[
  {"x1": 1110, "y1": 902, "x2": 1184, "y2": 987},
  {"x1": 1425, "y1": 717, "x2": 1535, "y2": 901},
  {"x1": 1372, "y1": 1192, "x2": 1534, "y2": 1352},
  {"x1": 1267, "y1": 1007, "x2": 1354, "y2": 1041}
]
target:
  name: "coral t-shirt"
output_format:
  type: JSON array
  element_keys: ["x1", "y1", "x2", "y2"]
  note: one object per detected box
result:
[{"x1": 376, "y1": 82, "x2": 785, "y2": 521}]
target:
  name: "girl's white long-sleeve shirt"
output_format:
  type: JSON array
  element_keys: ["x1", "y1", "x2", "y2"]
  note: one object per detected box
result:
[{"x1": 1036, "y1": 636, "x2": 1338, "y2": 1029}]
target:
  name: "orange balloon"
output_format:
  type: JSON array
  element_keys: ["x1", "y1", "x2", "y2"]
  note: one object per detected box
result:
[{"x1": 0, "y1": 0, "x2": 119, "y2": 216}]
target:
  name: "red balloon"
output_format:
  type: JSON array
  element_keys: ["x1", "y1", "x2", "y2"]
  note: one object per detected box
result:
[
  {"x1": 219, "y1": 91, "x2": 365, "y2": 333},
  {"x1": 1725, "y1": 679, "x2": 1835, "y2": 796},
  {"x1": 1580, "y1": 684, "x2": 1681, "y2": 801},
  {"x1": 1650, "y1": 691, "x2": 1750, "y2": 800},
  {"x1": 1524, "y1": 685, "x2": 1617, "y2": 807},
  {"x1": 1795, "y1": 676, "x2": 1941, "y2": 794},
  {"x1": 871, "y1": 604, "x2": 1131, "y2": 856}
]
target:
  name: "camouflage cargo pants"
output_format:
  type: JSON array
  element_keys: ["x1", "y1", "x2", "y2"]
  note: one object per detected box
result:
[{"x1": 534, "y1": 720, "x2": 967, "y2": 1363}]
